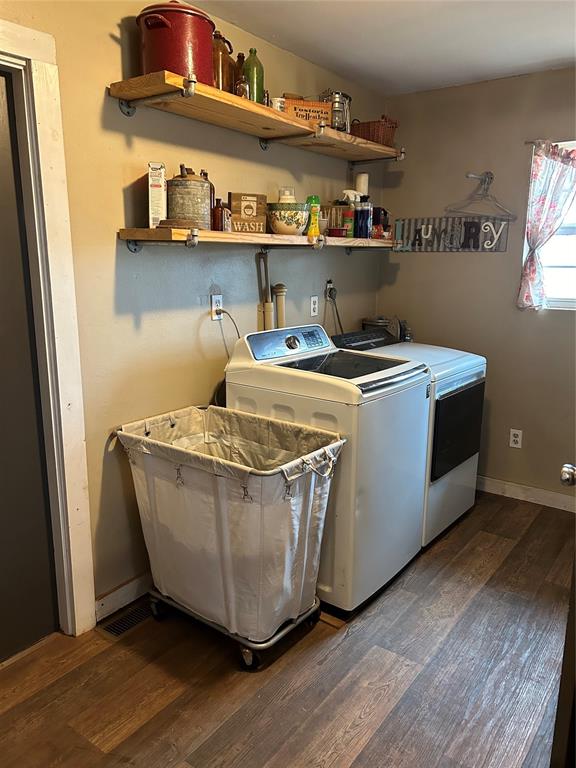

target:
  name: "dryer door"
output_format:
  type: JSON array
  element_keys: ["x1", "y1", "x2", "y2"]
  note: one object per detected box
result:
[{"x1": 431, "y1": 380, "x2": 485, "y2": 482}]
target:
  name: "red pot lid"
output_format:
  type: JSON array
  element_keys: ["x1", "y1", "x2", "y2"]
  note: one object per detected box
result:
[{"x1": 137, "y1": 1, "x2": 215, "y2": 25}]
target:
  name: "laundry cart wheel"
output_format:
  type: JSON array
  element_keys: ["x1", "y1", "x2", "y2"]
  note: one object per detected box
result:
[
  {"x1": 239, "y1": 647, "x2": 264, "y2": 671},
  {"x1": 305, "y1": 607, "x2": 322, "y2": 630},
  {"x1": 150, "y1": 596, "x2": 168, "y2": 621}
]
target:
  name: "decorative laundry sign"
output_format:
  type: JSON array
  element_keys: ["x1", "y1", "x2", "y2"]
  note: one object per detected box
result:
[{"x1": 394, "y1": 216, "x2": 509, "y2": 252}]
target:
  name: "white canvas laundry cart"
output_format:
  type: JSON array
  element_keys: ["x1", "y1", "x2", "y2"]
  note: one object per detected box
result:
[{"x1": 117, "y1": 405, "x2": 344, "y2": 669}]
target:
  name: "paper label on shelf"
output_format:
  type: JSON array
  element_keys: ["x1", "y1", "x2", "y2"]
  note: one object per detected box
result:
[
  {"x1": 148, "y1": 162, "x2": 166, "y2": 228},
  {"x1": 232, "y1": 215, "x2": 266, "y2": 233},
  {"x1": 228, "y1": 193, "x2": 267, "y2": 217},
  {"x1": 284, "y1": 99, "x2": 332, "y2": 128}
]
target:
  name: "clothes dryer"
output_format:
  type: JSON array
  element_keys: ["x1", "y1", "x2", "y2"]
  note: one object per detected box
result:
[{"x1": 334, "y1": 332, "x2": 486, "y2": 545}]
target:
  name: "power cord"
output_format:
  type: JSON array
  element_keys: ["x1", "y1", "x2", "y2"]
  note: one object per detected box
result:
[
  {"x1": 215, "y1": 308, "x2": 241, "y2": 339},
  {"x1": 325, "y1": 279, "x2": 344, "y2": 334}
]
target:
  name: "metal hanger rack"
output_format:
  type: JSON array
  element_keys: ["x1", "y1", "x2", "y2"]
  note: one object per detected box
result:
[{"x1": 445, "y1": 171, "x2": 517, "y2": 221}]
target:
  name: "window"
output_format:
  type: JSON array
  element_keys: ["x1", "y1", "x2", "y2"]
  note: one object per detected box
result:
[{"x1": 539, "y1": 140, "x2": 576, "y2": 310}]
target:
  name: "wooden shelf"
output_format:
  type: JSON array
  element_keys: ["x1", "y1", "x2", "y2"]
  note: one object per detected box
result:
[
  {"x1": 108, "y1": 72, "x2": 403, "y2": 161},
  {"x1": 118, "y1": 228, "x2": 397, "y2": 250},
  {"x1": 280, "y1": 125, "x2": 402, "y2": 162},
  {"x1": 109, "y1": 71, "x2": 315, "y2": 140}
]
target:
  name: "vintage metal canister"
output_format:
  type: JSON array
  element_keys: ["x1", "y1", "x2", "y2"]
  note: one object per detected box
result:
[
  {"x1": 137, "y1": 2, "x2": 215, "y2": 85},
  {"x1": 167, "y1": 165, "x2": 211, "y2": 229}
]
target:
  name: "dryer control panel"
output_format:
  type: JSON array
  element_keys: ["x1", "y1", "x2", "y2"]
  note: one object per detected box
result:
[{"x1": 247, "y1": 325, "x2": 331, "y2": 361}]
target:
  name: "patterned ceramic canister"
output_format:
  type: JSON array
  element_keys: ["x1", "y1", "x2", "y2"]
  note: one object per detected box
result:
[{"x1": 167, "y1": 166, "x2": 211, "y2": 230}]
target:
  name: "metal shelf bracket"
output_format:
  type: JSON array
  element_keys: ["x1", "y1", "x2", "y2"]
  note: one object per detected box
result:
[
  {"x1": 126, "y1": 240, "x2": 142, "y2": 253},
  {"x1": 258, "y1": 130, "x2": 315, "y2": 152},
  {"x1": 347, "y1": 146, "x2": 406, "y2": 168},
  {"x1": 119, "y1": 99, "x2": 136, "y2": 118},
  {"x1": 312, "y1": 234, "x2": 325, "y2": 250},
  {"x1": 117, "y1": 76, "x2": 197, "y2": 117},
  {"x1": 185, "y1": 230, "x2": 199, "y2": 248}
]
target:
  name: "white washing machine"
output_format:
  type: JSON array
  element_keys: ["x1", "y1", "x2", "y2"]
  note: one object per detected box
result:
[
  {"x1": 226, "y1": 325, "x2": 431, "y2": 611},
  {"x1": 334, "y1": 330, "x2": 486, "y2": 546}
]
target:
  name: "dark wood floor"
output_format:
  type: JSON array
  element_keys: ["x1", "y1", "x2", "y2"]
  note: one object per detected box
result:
[{"x1": 0, "y1": 493, "x2": 573, "y2": 768}]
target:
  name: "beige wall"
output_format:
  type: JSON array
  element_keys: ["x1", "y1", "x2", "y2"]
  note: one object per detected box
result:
[
  {"x1": 2, "y1": 1, "x2": 573, "y2": 601},
  {"x1": 375, "y1": 68, "x2": 576, "y2": 496},
  {"x1": 0, "y1": 1, "x2": 388, "y2": 597}
]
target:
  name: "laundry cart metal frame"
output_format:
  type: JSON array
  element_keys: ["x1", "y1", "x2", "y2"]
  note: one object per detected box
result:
[
  {"x1": 116, "y1": 405, "x2": 343, "y2": 671},
  {"x1": 149, "y1": 589, "x2": 321, "y2": 670}
]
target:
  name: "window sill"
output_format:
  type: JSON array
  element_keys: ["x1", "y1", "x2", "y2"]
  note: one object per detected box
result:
[{"x1": 544, "y1": 298, "x2": 576, "y2": 311}]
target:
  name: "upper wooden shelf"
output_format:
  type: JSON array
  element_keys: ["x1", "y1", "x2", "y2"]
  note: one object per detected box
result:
[
  {"x1": 108, "y1": 72, "x2": 404, "y2": 162},
  {"x1": 109, "y1": 71, "x2": 315, "y2": 140},
  {"x1": 118, "y1": 228, "x2": 397, "y2": 250}
]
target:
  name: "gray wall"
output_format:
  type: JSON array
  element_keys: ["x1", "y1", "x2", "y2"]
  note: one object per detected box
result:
[{"x1": 375, "y1": 68, "x2": 576, "y2": 496}]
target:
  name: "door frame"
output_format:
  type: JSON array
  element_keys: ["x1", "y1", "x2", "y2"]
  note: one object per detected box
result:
[{"x1": 0, "y1": 19, "x2": 95, "y2": 636}]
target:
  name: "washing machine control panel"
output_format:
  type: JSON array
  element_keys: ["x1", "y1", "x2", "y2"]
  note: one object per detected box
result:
[{"x1": 247, "y1": 325, "x2": 331, "y2": 361}]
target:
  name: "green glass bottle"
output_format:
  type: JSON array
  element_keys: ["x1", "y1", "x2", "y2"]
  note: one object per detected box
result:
[{"x1": 243, "y1": 47, "x2": 264, "y2": 104}]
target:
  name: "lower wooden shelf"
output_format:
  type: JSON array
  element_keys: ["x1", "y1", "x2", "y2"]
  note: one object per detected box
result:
[{"x1": 118, "y1": 228, "x2": 397, "y2": 249}]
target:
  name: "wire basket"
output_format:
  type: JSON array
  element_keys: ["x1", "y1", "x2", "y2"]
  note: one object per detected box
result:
[{"x1": 351, "y1": 115, "x2": 398, "y2": 146}]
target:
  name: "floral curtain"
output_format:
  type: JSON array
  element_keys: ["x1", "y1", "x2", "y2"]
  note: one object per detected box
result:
[{"x1": 517, "y1": 141, "x2": 576, "y2": 310}]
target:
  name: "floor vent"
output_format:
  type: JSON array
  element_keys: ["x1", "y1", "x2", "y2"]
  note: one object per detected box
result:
[{"x1": 98, "y1": 600, "x2": 151, "y2": 638}]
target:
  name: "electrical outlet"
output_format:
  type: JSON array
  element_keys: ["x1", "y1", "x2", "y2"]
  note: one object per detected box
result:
[
  {"x1": 210, "y1": 294, "x2": 223, "y2": 321},
  {"x1": 509, "y1": 428, "x2": 522, "y2": 449},
  {"x1": 310, "y1": 295, "x2": 319, "y2": 317}
]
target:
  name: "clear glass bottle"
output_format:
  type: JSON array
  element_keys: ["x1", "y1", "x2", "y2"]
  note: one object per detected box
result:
[
  {"x1": 235, "y1": 75, "x2": 250, "y2": 99},
  {"x1": 243, "y1": 48, "x2": 264, "y2": 104},
  {"x1": 222, "y1": 203, "x2": 232, "y2": 232},
  {"x1": 278, "y1": 186, "x2": 296, "y2": 203}
]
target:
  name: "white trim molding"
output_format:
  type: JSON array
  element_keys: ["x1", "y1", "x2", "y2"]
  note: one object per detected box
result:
[
  {"x1": 95, "y1": 574, "x2": 153, "y2": 622},
  {"x1": 0, "y1": 21, "x2": 95, "y2": 635},
  {"x1": 478, "y1": 476, "x2": 576, "y2": 513},
  {"x1": 0, "y1": 19, "x2": 55, "y2": 64}
]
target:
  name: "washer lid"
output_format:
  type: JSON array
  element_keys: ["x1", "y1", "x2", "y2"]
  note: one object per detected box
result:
[{"x1": 280, "y1": 350, "x2": 406, "y2": 379}]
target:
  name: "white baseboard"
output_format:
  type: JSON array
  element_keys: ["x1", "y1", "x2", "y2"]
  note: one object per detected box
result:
[
  {"x1": 95, "y1": 573, "x2": 153, "y2": 622},
  {"x1": 477, "y1": 476, "x2": 576, "y2": 513}
]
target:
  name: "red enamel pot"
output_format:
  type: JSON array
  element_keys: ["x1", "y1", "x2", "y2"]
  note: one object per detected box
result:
[{"x1": 137, "y1": 1, "x2": 215, "y2": 86}]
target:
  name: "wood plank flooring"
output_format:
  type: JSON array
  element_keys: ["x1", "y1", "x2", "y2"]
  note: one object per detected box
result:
[{"x1": 0, "y1": 493, "x2": 573, "y2": 768}]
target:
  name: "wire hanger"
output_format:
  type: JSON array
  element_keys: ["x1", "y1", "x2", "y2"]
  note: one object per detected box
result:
[{"x1": 445, "y1": 171, "x2": 517, "y2": 221}]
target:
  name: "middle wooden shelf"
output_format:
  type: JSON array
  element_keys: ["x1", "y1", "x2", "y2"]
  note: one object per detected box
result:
[{"x1": 118, "y1": 228, "x2": 397, "y2": 250}]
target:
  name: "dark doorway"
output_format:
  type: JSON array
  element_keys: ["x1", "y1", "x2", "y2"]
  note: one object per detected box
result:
[{"x1": 0, "y1": 71, "x2": 58, "y2": 661}]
